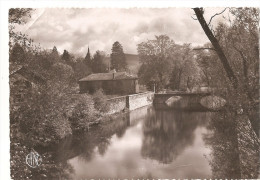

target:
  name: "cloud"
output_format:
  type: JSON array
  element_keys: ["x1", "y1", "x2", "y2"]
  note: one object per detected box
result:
[{"x1": 16, "y1": 8, "x2": 228, "y2": 56}]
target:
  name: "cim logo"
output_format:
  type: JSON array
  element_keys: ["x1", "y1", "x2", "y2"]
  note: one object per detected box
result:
[{"x1": 26, "y1": 151, "x2": 42, "y2": 168}]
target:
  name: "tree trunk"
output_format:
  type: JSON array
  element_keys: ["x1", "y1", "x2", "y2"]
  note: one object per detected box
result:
[{"x1": 193, "y1": 8, "x2": 238, "y2": 89}]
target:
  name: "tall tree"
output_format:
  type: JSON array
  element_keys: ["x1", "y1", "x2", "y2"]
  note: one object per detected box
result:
[
  {"x1": 193, "y1": 8, "x2": 259, "y2": 136},
  {"x1": 10, "y1": 43, "x2": 26, "y2": 64},
  {"x1": 52, "y1": 46, "x2": 59, "y2": 56},
  {"x1": 110, "y1": 41, "x2": 127, "y2": 71},
  {"x1": 49, "y1": 46, "x2": 60, "y2": 65},
  {"x1": 137, "y1": 35, "x2": 175, "y2": 92},
  {"x1": 61, "y1": 50, "x2": 70, "y2": 62},
  {"x1": 169, "y1": 43, "x2": 200, "y2": 91},
  {"x1": 193, "y1": 8, "x2": 238, "y2": 89},
  {"x1": 92, "y1": 51, "x2": 107, "y2": 73}
]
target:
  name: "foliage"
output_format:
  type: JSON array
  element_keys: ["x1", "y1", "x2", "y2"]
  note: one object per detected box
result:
[
  {"x1": 204, "y1": 111, "x2": 259, "y2": 178},
  {"x1": 10, "y1": 43, "x2": 27, "y2": 64},
  {"x1": 49, "y1": 46, "x2": 60, "y2": 64},
  {"x1": 92, "y1": 50, "x2": 107, "y2": 73},
  {"x1": 8, "y1": 8, "x2": 104, "y2": 180},
  {"x1": 9, "y1": 8, "x2": 34, "y2": 24},
  {"x1": 73, "y1": 58, "x2": 92, "y2": 80},
  {"x1": 92, "y1": 89, "x2": 109, "y2": 113},
  {"x1": 110, "y1": 41, "x2": 127, "y2": 71},
  {"x1": 137, "y1": 35, "x2": 174, "y2": 92},
  {"x1": 50, "y1": 62, "x2": 74, "y2": 80},
  {"x1": 204, "y1": 112, "x2": 241, "y2": 178},
  {"x1": 169, "y1": 43, "x2": 201, "y2": 91},
  {"x1": 10, "y1": 129, "x2": 74, "y2": 180},
  {"x1": 68, "y1": 94, "x2": 99, "y2": 132},
  {"x1": 61, "y1": 49, "x2": 75, "y2": 67},
  {"x1": 138, "y1": 35, "x2": 202, "y2": 92},
  {"x1": 61, "y1": 50, "x2": 70, "y2": 62},
  {"x1": 195, "y1": 8, "x2": 259, "y2": 99},
  {"x1": 194, "y1": 7, "x2": 259, "y2": 141},
  {"x1": 195, "y1": 8, "x2": 259, "y2": 115}
]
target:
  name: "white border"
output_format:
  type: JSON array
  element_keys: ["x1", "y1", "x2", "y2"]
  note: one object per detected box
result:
[{"x1": 0, "y1": 1, "x2": 259, "y2": 179}]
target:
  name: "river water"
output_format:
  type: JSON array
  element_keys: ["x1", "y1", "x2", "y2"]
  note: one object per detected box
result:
[
  {"x1": 50, "y1": 105, "x2": 259, "y2": 179},
  {"x1": 53, "y1": 106, "x2": 213, "y2": 179}
]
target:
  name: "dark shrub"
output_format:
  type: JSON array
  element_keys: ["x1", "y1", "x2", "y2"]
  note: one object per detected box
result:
[
  {"x1": 68, "y1": 94, "x2": 98, "y2": 132},
  {"x1": 93, "y1": 89, "x2": 109, "y2": 113}
]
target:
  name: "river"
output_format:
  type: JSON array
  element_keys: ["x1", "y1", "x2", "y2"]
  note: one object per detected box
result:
[
  {"x1": 45, "y1": 105, "x2": 259, "y2": 179},
  {"x1": 51, "y1": 106, "x2": 212, "y2": 179}
]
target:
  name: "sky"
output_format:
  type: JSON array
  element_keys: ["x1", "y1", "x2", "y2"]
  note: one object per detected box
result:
[{"x1": 15, "y1": 8, "x2": 228, "y2": 56}]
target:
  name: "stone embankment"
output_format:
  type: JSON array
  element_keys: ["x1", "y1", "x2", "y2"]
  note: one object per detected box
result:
[{"x1": 106, "y1": 92, "x2": 154, "y2": 114}]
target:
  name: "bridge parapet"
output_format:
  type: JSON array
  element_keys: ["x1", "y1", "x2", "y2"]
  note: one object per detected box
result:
[{"x1": 153, "y1": 92, "x2": 213, "y2": 111}]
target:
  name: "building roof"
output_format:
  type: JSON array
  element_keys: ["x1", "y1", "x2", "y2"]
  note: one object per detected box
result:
[{"x1": 79, "y1": 72, "x2": 138, "y2": 82}]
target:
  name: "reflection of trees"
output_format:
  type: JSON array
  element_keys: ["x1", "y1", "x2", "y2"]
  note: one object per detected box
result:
[
  {"x1": 204, "y1": 111, "x2": 259, "y2": 178},
  {"x1": 141, "y1": 107, "x2": 209, "y2": 164},
  {"x1": 98, "y1": 139, "x2": 111, "y2": 156},
  {"x1": 77, "y1": 114, "x2": 129, "y2": 161},
  {"x1": 54, "y1": 112, "x2": 130, "y2": 163}
]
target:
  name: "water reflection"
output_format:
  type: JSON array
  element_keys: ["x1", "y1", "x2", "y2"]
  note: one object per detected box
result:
[
  {"x1": 43, "y1": 105, "x2": 259, "y2": 179},
  {"x1": 65, "y1": 106, "x2": 212, "y2": 179},
  {"x1": 141, "y1": 108, "x2": 209, "y2": 164},
  {"x1": 54, "y1": 112, "x2": 130, "y2": 163}
]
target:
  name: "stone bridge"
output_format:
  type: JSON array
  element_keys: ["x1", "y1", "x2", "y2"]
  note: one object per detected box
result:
[{"x1": 153, "y1": 92, "x2": 213, "y2": 111}]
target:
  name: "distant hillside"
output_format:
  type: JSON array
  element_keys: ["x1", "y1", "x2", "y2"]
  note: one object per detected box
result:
[{"x1": 103, "y1": 54, "x2": 140, "y2": 74}]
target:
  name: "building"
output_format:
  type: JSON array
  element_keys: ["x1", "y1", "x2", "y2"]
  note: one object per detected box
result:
[{"x1": 78, "y1": 72, "x2": 139, "y2": 95}]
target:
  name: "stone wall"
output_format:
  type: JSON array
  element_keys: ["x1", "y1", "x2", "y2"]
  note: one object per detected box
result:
[
  {"x1": 106, "y1": 96, "x2": 127, "y2": 114},
  {"x1": 127, "y1": 92, "x2": 154, "y2": 111},
  {"x1": 106, "y1": 92, "x2": 154, "y2": 114}
]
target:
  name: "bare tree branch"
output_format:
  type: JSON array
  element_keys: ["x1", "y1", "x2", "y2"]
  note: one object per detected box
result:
[
  {"x1": 191, "y1": 16, "x2": 197, "y2": 20},
  {"x1": 208, "y1": 8, "x2": 228, "y2": 26}
]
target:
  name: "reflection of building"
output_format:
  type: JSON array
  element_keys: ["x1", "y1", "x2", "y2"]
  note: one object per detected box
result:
[
  {"x1": 78, "y1": 72, "x2": 139, "y2": 95},
  {"x1": 10, "y1": 65, "x2": 46, "y2": 104}
]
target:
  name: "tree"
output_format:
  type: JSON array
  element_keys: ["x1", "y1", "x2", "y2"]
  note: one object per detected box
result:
[
  {"x1": 193, "y1": 8, "x2": 259, "y2": 101},
  {"x1": 61, "y1": 50, "x2": 71, "y2": 62},
  {"x1": 74, "y1": 58, "x2": 92, "y2": 80},
  {"x1": 9, "y1": 9, "x2": 37, "y2": 51},
  {"x1": 110, "y1": 41, "x2": 127, "y2": 71},
  {"x1": 168, "y1": 43, "x2": 201, "y2": 91},
  {"x1": 52, "y1": 46, "x2": 59, "y2": 56},
  {"x1": 49, "y1": 46, "x2": 60, "y2": 65},
  {"x1": 138, "y1": 35, "x2": 201, "y2": 92},
  {"x1": 92, "y1": 51, "x2": 107, "y2": 73},
  {"x1": 193, "y1": 8, "x2": 238, "y2": 89},
  {"x1": 196, "y1": 52, "x2": 213, "y2": 87},
  {"x1": 61, "y1": 49, "x2": 75, "y2": 67},
  {"x1": 137, "y1": 35, "x2": 175, "y2": 92},
  {"x1": 193, "y1": 7, "x2": 259, "y2": 135},
  {"x1": 10, "y1": 43, "x2": 26, "y2": 64},
  {"x1": 9, "y1": 8, "x2": 34, "y2": 24}
]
